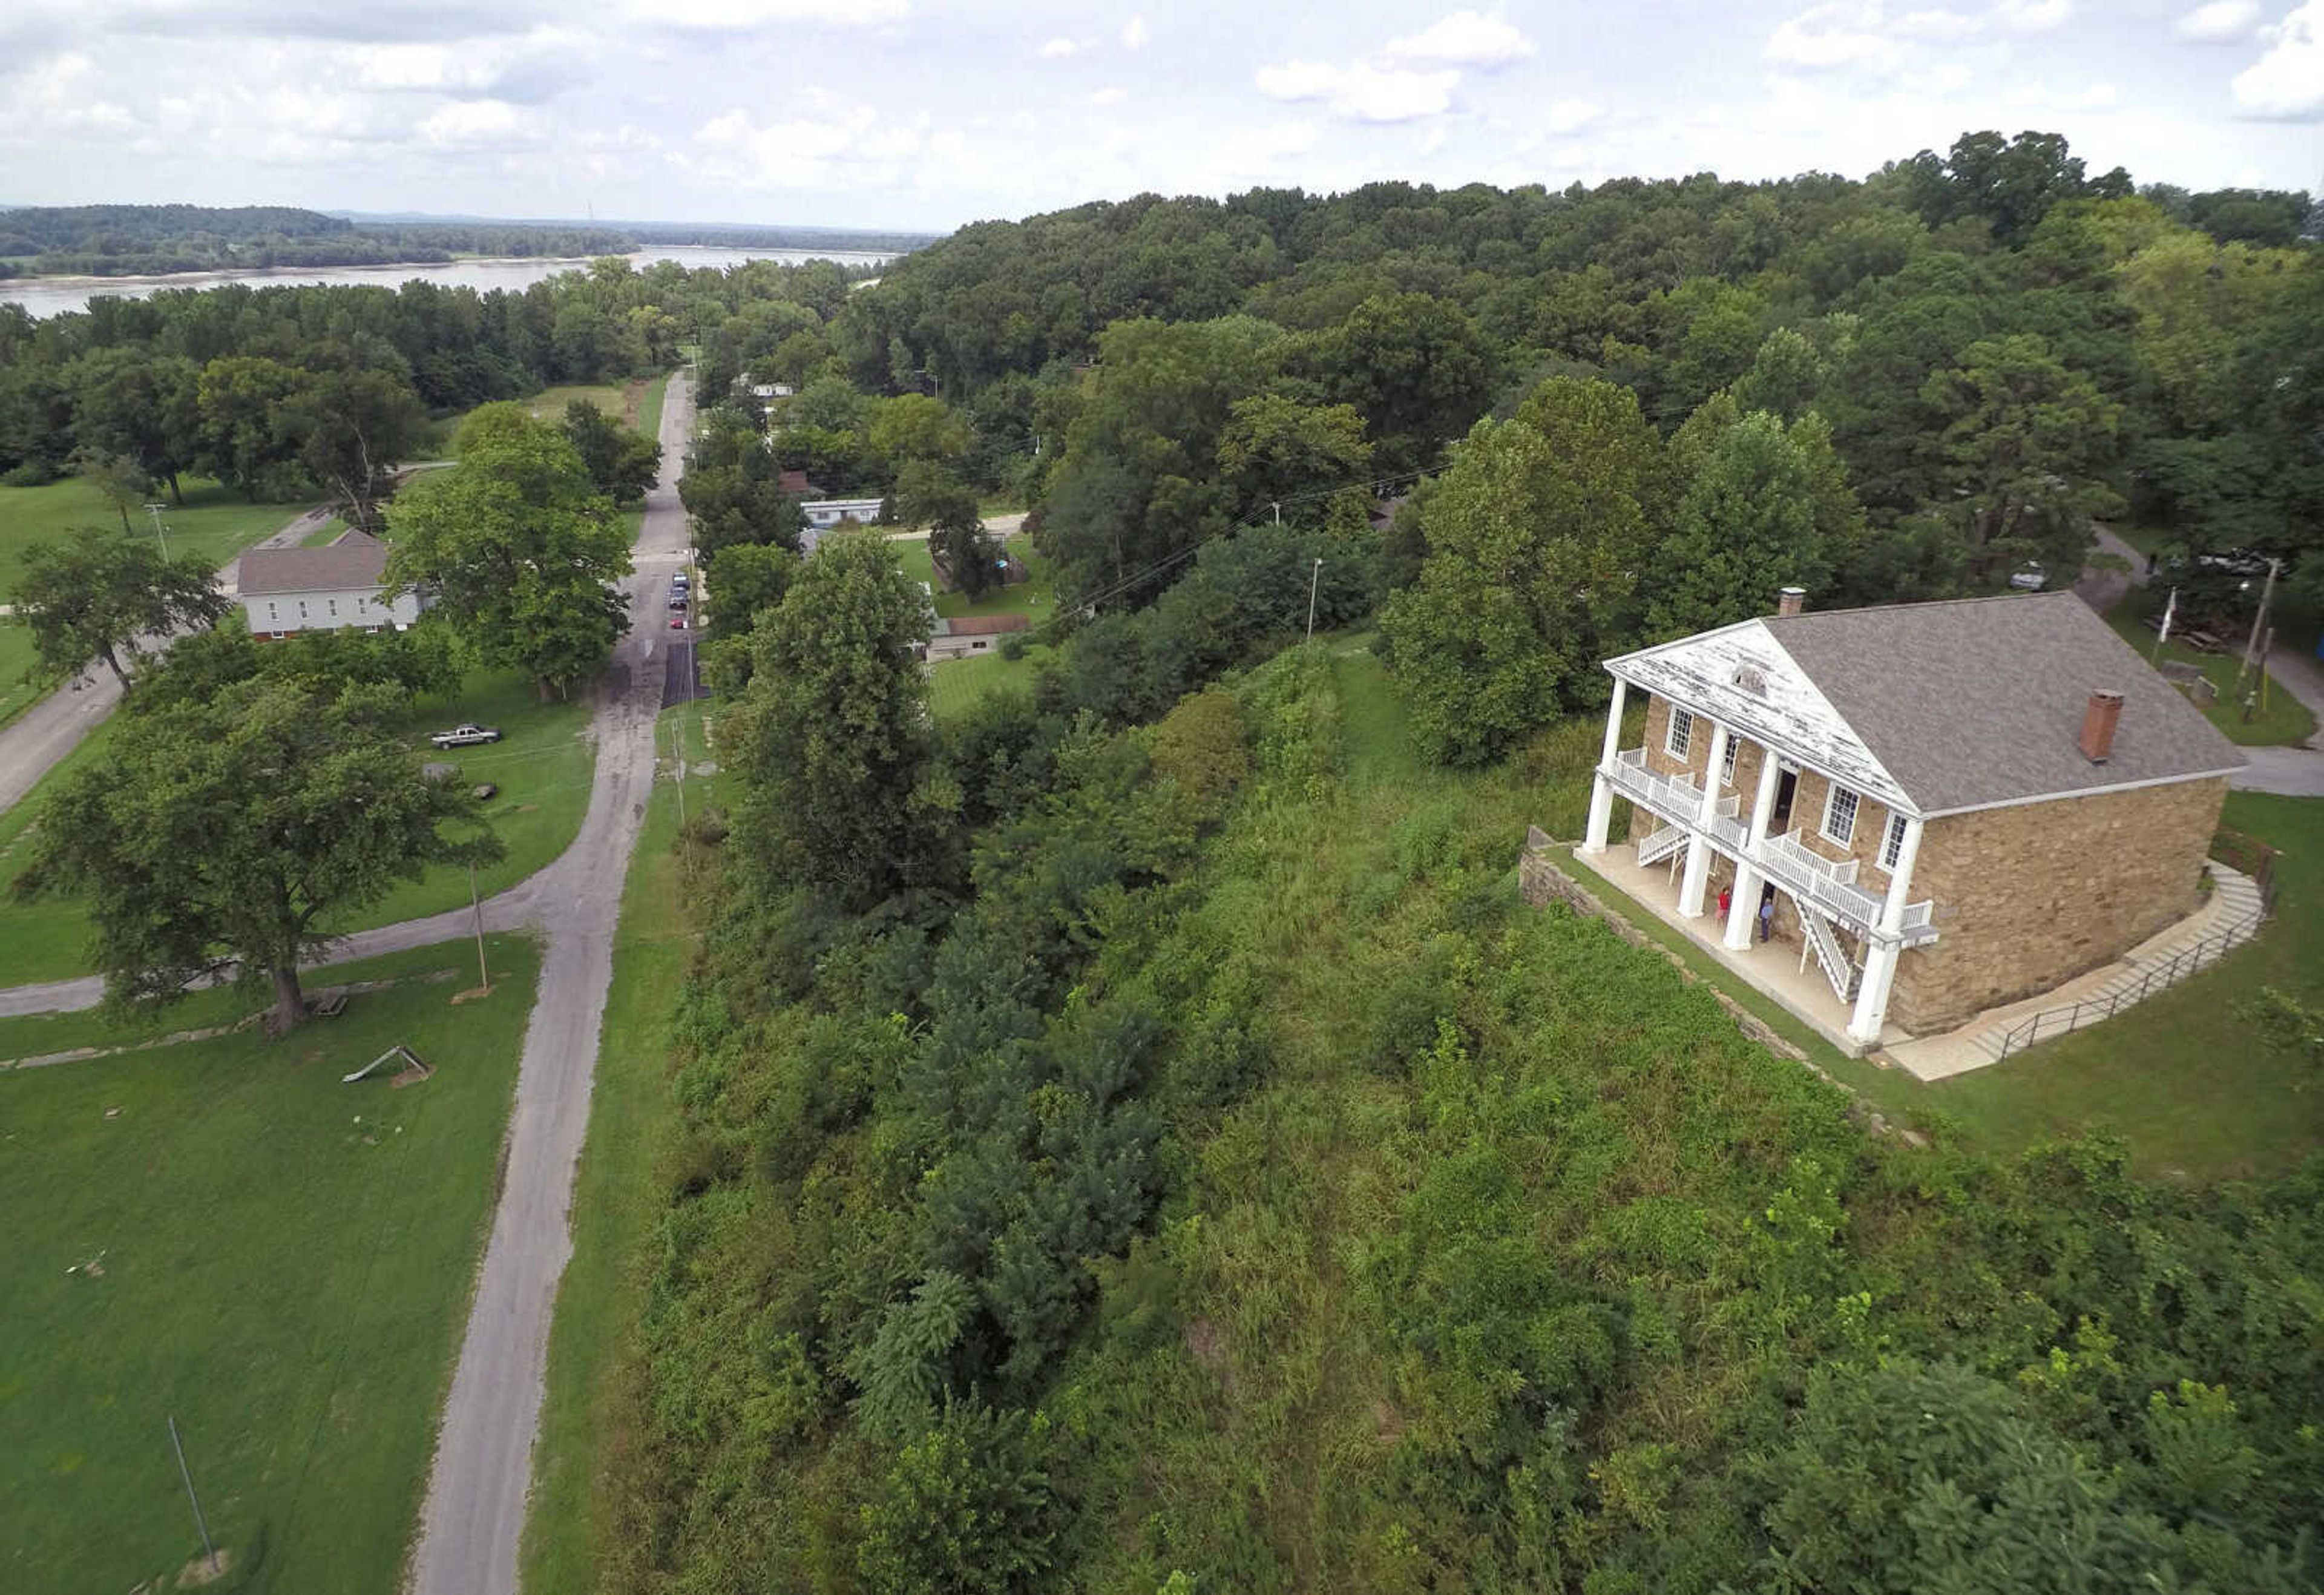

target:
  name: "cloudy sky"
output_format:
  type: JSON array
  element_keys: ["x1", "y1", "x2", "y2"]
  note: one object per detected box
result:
[{"x1": 0, "y1": 1, "x2": 2315, "y2": 231}]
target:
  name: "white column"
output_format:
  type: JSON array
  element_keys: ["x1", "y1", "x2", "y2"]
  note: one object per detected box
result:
[
  {"x1": 1725, "y1": 746, "x2": 1782, "y2": 949},
  {"x1": 1678, "y1": 720, "x2": 1730, "y2": 918},
  {"x1": 1848, "y1": 815, "x2": 1924, "y2": 1044},
  {"x1": 1581, "y1": 677, "x2": 1628, "y2": 855}
]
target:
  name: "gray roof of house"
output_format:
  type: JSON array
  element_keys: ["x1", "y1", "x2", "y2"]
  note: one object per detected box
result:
[
  {"x1": 1761, "y1": 593, "x2": 2244, "y2": 814},
  {"x1": 237, "y1": 529, "x2": 388, "y2": 596}
]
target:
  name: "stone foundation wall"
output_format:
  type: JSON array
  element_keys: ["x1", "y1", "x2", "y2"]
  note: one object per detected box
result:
[{"x1": 1889, "y1": 777, "x2": 2227, "y2": 1033}]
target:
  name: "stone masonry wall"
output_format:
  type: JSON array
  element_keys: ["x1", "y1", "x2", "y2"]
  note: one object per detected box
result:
[{"x1": 1888, "y1": 776, "x2": 2227, "y2": 1034}]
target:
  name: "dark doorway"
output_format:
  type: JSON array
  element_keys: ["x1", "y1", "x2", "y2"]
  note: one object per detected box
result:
[{"x1": 1771, "y1": 767, "x2": 1798, "y2": 829}]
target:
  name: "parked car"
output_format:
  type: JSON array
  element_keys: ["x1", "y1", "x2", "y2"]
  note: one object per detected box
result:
[
  {"x1": 430, "y1": 723, "x2": 503, "y2": 748},
  {"x1": 668, "y1": 594, "x2": 688, "y2": 609},
  {"x1": 2007, "y1": 564, "x2": 2047, "y2": 591},
  {"x1": 670, "y1": 616, "x2": 688, "y2": 630}
]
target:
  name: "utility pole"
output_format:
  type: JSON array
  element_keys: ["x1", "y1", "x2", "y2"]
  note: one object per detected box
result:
[
  {"x1": 167, "y1": 1416, "x2": 219, "y2": 1576},
  {"x1": 143, "y1": 502, "x2": 170, "y2": 558},
  {"x1": 466, "y1": 862, "x2": 490, "y2": 995},
  {"x1": 2236, "y1": 556, "x2": 2281, "y2": 693},
  {"x1": 669, "y1": 715, "x2": 687, "y2": 834},
  {"x1": 1305, "y1": 557, "x2": 1324, "y2": 642},
  {"x1": 1271, "y1": 501, "x2": 1282, "y2": 525}
]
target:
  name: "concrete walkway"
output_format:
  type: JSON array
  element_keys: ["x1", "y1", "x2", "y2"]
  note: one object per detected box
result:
[{"x1": 1878, "y1": 863, "x2": 2265, "y2": 1080}]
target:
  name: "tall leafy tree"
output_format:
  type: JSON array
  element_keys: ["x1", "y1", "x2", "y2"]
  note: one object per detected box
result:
[
  {"x1": 15, "y1": 677, "x2": 500, "y2": 1031},
  {"x1": 726, "y1": 531, "x2": 938, "y2": 907},
  {"x1": 385, "y1": 403, "x2": 633, "y2": 699},
  {"x1": 282, "y1": 367, "x2": 429, "y2": 531},
  {"x1": 1650, "y1": 410, "x2": 1834, "y2": 637},
  {"x1": 563, "y1": 398, "x2": 664, "y2": 504},
  {"x1": 679, "y1": 405, "x2": 806, "y2": 557},
  {"x1": 1215, "y1": 392, "x2": 1373, "y2": 523},
  {"x1": 1381, "y1": 378, "x2": 1665, "y2": 765},
  {"x1": 1922, "y1": 332, "x2": 2123, "y2": 584},
  {"x1": 9, "y1": 529, "x2": 231, "y2": 689}
]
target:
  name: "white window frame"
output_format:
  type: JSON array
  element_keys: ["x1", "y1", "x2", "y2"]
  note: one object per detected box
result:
[
  {"x1": 327, "y1": 597, "x2": 338, "y2": 617},
  {"x1": 266, "y1": 601, "x2": 278, "y2": 622},
  {"x1": 1879, "y1": 811, "x2": 1908, "y2": 871},
  {"x1": 1822, "y1": 784, "x2": 1859, "y2": 847},
  {"x1": 1721, "y1": 737, "x2": 1741, "y2": 788},
  {"x1": 1665, "y1": 706, "x2": 1695, "y2": 761}
]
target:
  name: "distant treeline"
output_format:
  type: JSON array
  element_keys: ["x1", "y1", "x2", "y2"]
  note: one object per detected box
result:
[{"x1": 0, "y1": 203, "x2": 934, "y2": 278}]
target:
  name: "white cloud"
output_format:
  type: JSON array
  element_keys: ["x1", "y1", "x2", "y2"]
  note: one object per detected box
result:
[
  {"x1": 1088, "y1": 86, "x2": 1126, "y2": 105},
  {"x1": 686, "y1": 104, "x2": 932, "y2": 187},
  {"x1": 1121, "y1": 14, "x2": 1149, "y2": 49},
  {"x1": 1382, "y1": 9, "x2": 1535, "y2": 67},
  {"x1": 1893, "y1": 8, "x2": 1984, "y2": 40},
  {"x1": 2232, "y1": 0, "x2": 2324, "y2": 116},
  {"x1": 1039, "y1": 36, "x2": 1090, "y2": 58},
  {"x1": 1992, "y1": 0, "x2": 2070, "y2": 31},
  {"x1": 418, "y1": 98, "x2": 543, "y2": 147},
  {"x1": 1544, "y1": 97, "x2": 1603, "y2": 132},
  {"x1": 1255, "y1": 59, "x2": 1460, "y2": 121},
  {"x1": 1765, "y1": 2, "x2": 1898, "y2": 70},
  {"x1": 2175, "y1": 0, "x2": 2260, "y2": 41},
  {"x1": 632, "y1": 0, "x2": 906, "y2": 32}
]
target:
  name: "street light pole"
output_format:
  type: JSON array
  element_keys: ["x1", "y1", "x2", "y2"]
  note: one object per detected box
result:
[
  {"x1": 2235, "y1": 556, "x2": 2280, "y2": 694},
  {"x1": 167, "y1": 1416, "x2": 219, "y2": 1576},
  {"x1": 1306, "y1": 557, "x2": 1324, "y2": 642},
  {"x1": 143, "y1": 502, "x2": 170, "y2": 558},
  {"x1": 466, "y1": 862, "x2": 490, "y2": 995}
]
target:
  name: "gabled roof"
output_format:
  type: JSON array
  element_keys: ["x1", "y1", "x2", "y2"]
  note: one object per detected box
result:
[
  {"x1": 237, "y1": 529, "x2": 388, "y2": 597},
  {"x1": 1607, "y1": 593, "x2": 2245, "y2": 817},
  {"x1": 934, "y1": 613, "x2": 1030, "y2": 637}
]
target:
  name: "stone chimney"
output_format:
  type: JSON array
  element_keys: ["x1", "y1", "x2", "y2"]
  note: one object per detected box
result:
[
  {"x1": 1776, "y1": 586, "x2": 1807, "y2": 618},
  {"x1": 2079, "y1": 689, "x2": 2124, "y2": 763}
]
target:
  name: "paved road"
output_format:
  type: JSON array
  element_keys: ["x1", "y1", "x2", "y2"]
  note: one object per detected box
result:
[
  {"x1": 0, "y1": 501, "x2": 338, "y2": 818},
  {"x1": 405, "y1": 370, "x2": 696, "y2": 1595}
]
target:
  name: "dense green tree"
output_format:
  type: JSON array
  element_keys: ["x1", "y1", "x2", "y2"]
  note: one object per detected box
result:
[
  {"x1": 562, "y1": 398, "x2": 663, "y2": 504},
  {"x1": 867, "y1": 392, "x2": 971, "y2": 473},
  {"x1": 1922, "y1": 332, "x2": 2123, "y2": 584},
  {"x1": 15, "y1": 677, "x2": 500, "y2": 1030},
  {"x1": 679, "y1": 406, "x2": 807, "y2": 557},
  {"x1": 1037, "y1": 315, "x2": 1281, "y2": 605},
  {"x1": 726, "y1": 531, "x2": 939, "y2": 907},
  {"x1": 1215, "y1": 392, "x2": 1373, "y2": 523},
  {"x1": 194, "y1": 355, "x2": 310, "y2": 498},
  {"x1": 65, "y1": 348, "x2": 202, "y2": 503},
  {"x1": 9, "y1": 528, "x2": 231, "y2": 689},
  {"x1": 281, "y1": 366, "x2": 429, "y2": 531},
  {"x1": 385, "y1": 404, "x2": 633, "y2": 698},
  {"x1": 1650, "y1": 410, "x2": 1834, "y2": 637},
  {"x1": 1381, "y1": 378, "x2": 1664, "y2": 764},
  {"x1": 1300, "y1": 291, "x2": 1495, "y2": 472}
]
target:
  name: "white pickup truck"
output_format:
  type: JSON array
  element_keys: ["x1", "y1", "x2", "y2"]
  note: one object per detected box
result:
[{"x1": 429, "y1": 723, "x2": 504, "y2": 749}]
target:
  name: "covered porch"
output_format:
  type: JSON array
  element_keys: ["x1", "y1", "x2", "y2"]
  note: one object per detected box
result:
[{"x1": 1580, "y1": 838, "x2": 1915, "y2": 1057}]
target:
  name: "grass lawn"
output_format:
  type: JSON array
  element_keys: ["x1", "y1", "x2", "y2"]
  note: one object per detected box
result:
[
  {"x1": 893, "y1": 533, "x2": 1059, "y2": 622},
  {"x1": 0, "y1": 477, "x2": 300, "y2": 727},
  {"x1": 2104, "y1": 586, "x2": 2316, "y2": 747},
  {"x1": 301, "y1": 515, "x2": 349, "y2": 547},
  {"x1": 0, "y1": 933, "x2": 540, "y2": 1595},
  {"x1": 927, "y1": 643, "x2": 1055, "y2": 722},
  {"x1": 523, "y1": 707, "x2": 709, "y2": 1593},
  {"x1": 0, "y1": 666, "x2": 595, "y2": 984}
]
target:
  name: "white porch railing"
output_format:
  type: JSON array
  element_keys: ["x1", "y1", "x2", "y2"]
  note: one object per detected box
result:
[
  {"x1": 1636, "y1": 821, "x2": 1689, "y2": 868},
  {"x1": 1799, "y1": 909, "x2": 1860, "y2": 1002},
  {"x1": 1601, "y1": 749, "x2": 1939, "y2": 946},
  {"x1": 1607, "y1": 746, "x2": 1704, "y2": 826}
]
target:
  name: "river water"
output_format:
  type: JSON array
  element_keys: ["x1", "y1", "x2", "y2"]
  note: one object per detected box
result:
[{"x1": 1, "y1": 245, "x2": 899, "y2": 319}]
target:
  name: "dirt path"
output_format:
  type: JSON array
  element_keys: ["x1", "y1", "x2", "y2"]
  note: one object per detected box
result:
[{"x1": 0, "y1": 500, "x2": 337, "y2": 819}]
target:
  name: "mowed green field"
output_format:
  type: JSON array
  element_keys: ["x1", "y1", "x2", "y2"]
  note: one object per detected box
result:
[
  {"x1": 892, "y1": 531, "x2": 1057, "y2": 621},
  {"x1": 2104, "y1": 587, "x2": 2317, "y2": 748},
  {"x1": 0, "y1": 935, "x2": 540, "y2": 1595},
  {"x1": 0, "y1": 666, "x2": 595, "y2": 985},
  {"x1": 0, "y1": 476, "x2": 298, "y2": 726},
  {"x1": 925, "y1": 643, "x2": 1055, "y2": 722}
]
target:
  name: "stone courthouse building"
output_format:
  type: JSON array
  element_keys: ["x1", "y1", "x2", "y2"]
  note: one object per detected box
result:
[{"x1": 1580, "y1": 589, "x2": 2245, "y2": 1053}]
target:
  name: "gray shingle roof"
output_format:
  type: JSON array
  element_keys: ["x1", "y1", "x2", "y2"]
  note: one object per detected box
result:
[
  {"x1": 1763, "y1": 592, "x2": 2244, "y2": 814},
  {"x1": 237, "y1": 529, "x2": 388, "y2": 597}
]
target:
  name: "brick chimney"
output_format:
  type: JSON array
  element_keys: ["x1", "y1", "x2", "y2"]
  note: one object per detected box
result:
[
  {"x1": 2079, "y1": 689, "x2": 2124, "y2": 763},
  {"x1": 1776, "y1": 586, "x2": 1807, "y2": 618}
]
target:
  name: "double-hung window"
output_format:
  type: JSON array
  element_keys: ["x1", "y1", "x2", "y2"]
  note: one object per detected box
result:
[
  {"x1": 1822, "y1": 784, "x2": 1859, "y2": 847},
  {"x1": 1665, "y1": 707, "x2": 1695, "y2": 760},
  {"x1": 1880, "y1": 811, "x2": 1909, "y2": 872},
  {"x1": 1721, "y1": 737, "x2": 1741, "y2": 788}
]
